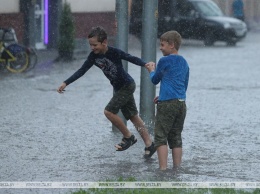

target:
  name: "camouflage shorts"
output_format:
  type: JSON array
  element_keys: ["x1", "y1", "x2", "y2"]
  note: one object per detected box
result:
[
  {"x1": 105, "y1": 82, "x2": 138, "y2": 120},
  {"x1": 154, "y1": 99, "x2": 187, "y2": 149}
]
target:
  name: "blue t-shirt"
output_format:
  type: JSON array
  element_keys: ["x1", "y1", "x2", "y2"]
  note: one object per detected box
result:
[
  {"x1": 64, "y1": 46, "x2": 145, "y2": 91},
  {"x1": 150, "y1": 54, "x2": 189, "y2": 101}
]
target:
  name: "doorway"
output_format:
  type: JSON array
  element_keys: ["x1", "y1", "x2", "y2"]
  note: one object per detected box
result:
[{"x1": 35, "y1": 0, "x2": 48, "y2": 49}]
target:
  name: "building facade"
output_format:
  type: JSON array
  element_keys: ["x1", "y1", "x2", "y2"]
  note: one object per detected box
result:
[{"x1": 0, "y1": 0, "x2": 116, "y2": 49}]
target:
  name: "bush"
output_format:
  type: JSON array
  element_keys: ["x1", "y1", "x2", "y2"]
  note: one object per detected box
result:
[{"x1": 58, "y1": 2, "x2": 75, "y2": 61}]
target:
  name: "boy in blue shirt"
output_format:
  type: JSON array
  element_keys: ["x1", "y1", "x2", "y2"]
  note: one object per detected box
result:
[
  {"x1": 57, "y1": 26, "x2": 156, "y2": 158},
  {"x1": 145, "y1": 31, "x2": 189, "y2": 170}
]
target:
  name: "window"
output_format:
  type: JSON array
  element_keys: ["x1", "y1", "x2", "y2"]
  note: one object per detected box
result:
[
  {"x1": 176, "y1": 0, "x2": 194, "y2": 17},
  {"x1": 191, "y1": 1, "x2": 223, "y2": 17}
]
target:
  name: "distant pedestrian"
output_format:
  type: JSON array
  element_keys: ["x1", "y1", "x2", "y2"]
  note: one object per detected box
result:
[
  {"x1": 57, "y1": 26, "x2": 156, "y2": 158},
  {"x1": 145, "y1": 31, "x2": 189, "y2": 170},
  {"x1": 232, "y1": 0, "x2": 245, "y2": 21}
]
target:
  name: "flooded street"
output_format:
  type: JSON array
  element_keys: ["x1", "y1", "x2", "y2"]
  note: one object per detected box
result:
[{"x1": 1, "y1": 32, "x2": 260, "y2": 193}]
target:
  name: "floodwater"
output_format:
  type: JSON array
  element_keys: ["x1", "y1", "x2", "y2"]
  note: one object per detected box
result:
[{"x1": 1, "y1": 32, "x2": 260, "y2": 194}]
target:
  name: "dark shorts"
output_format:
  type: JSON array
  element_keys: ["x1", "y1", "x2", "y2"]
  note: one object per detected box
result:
[
  {"x1": 105, "y1": 82, "x2": 138, "y2": 120},
  {"x1": 154, "y1": 99, "x2": 187, "y2": 149}
]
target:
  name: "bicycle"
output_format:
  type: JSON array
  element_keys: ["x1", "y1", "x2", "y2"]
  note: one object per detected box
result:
[{"x1": 0, "y1": 28, "x2": 37, "y2": 73}]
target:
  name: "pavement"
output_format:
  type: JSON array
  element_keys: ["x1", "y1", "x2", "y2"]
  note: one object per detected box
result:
[{"x1": 1, "y1": 32, "x2": 260, "y2": 194}]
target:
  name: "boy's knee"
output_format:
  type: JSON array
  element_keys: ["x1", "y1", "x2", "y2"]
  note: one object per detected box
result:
[
  {"x1": 104, "y1": 109, "x2": 112, "y2": 117},
  {"x1": 129, "y1": 114, "x2": 138, "y2": 121},
  {"x1": 154, "y1": 140, "x2": 167, "y2": 149}
]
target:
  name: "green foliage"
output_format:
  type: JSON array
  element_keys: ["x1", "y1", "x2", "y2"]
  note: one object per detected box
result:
[
  {"x1": 72, "y1": 189, "x2": 88, "y2": 194},
  {"x1": 72, "y1": 188, "x2": 258, "y2": 194},
  {"x1": 71, "y1": 177, "x2": 258, "y2": 194},
  {"x1": 58, "y1": 1, "x2": 75, "y2": 61}
]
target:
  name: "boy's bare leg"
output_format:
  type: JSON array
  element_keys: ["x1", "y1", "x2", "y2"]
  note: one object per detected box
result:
[
  {"x1": 172, "y1": 147, "x2": 182, "y2": 168},
  {"x1": 129, "y1": 115, "x2": 152, "y2": 147},
  {"x1": 104, "y1": 110, "x2": 131, "y2": 138},
  {"x1": 157, "y1": 145, "x2": 168, "y2": 170}
]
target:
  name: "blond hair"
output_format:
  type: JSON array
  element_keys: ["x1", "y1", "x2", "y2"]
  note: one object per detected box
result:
[{"x1": 160, "y1": 31, "x2": 182, "y2": 51}]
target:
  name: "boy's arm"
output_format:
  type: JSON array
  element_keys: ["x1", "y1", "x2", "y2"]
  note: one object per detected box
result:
[
  {"x1": 57, "y1": 59, "x2": 92, "y2": 94},
  {"x1": 149, "y1": 59, "x2": 164, "y2": 85},
  {"x1": 185, "y1": 69, "x2": 189, "y2": 91},
  {"x1": 118, "y1": 49, "x2": 146, "y2": 66},
  {"x1": 145, "y1": 62, "x2": 156, "y2": 72},
  {"x1": 57, "y1": 82, "x2": 66, "y2": 93},
  {"x1": 64, "y1": 57, "x2": 93, "y2": 86},
  {"x1": 57, "y1": 55, "x2": 94, "y2": 94}
]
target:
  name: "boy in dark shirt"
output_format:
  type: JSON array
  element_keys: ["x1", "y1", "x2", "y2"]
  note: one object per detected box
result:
[{"x1": 57, "y1": 26, "x2": 155, "y2": 158}]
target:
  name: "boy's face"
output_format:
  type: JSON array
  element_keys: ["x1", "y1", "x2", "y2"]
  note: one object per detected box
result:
[
  {"x1": 160, "y1": 40, "x2": 174, "y2": 56},
  {"x1": 88, "y1": 36, "x2": 107, "y2": 54}
]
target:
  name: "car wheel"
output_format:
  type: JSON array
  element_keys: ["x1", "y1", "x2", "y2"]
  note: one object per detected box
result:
[
  {"x1": 226, "y1": 40, "x2": 237, "y2": 46},
  {"x1": 204, "y1": 33, "x2": 215, "y2": 46}
]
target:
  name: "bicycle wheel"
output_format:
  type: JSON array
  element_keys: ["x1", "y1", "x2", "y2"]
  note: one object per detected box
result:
[{"x1": 6, "y1": 50, "x2": 29, "y2": 73}]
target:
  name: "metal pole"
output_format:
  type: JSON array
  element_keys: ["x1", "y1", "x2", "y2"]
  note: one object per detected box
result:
[
  {"x1": 113, "y1": 0, "x2": 129, "y2": 130},
  {"x1": 115, "y1": 0, "x2": 128, "y2": 70},
  {"x1": 21, "y1": 0, "x2": 36, "y2": 47},
  {"x1": 140, "y1": 0, "x2": 158, "y2": 132}
]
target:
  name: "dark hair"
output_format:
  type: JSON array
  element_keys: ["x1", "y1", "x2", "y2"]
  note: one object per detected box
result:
[
  {"x1": 88, "y1": 26, "x2": 107, "y2": 43},
  {"x1": 160, "y1": 31, "x2": 182, "y2": 51}
]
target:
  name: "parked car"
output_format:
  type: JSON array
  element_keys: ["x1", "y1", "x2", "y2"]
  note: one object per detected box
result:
[{"x1": 129, "y1": 0, "x2": 247, "y2": 46}]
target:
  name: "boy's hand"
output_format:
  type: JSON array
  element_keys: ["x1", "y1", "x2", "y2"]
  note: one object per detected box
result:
[
  {"x1": 145, "y1": 62, "x2": 156, "y2": 72},
  {"x1": 57, "y1": 82, "x2": 67, "y2": 93},
  {"x1": 153, "y1": 96, "x2": 159, "y2": 104}
]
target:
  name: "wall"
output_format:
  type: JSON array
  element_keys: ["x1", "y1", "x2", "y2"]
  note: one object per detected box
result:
[
  {"x1": 0, "y1": 0, "x2": 116, "y2": 13},
  {"x1": 0, "y1": 0, "x2": 116, "y2": 44},
  {"x1": 73, "y1": 12, "x2": 116, "y2": 38},
  {"x1": 0, "y1": 1, "x2": 20, "y2": 42},
  {"x1": 0, "y1": 13, "x2": 24, "y2": 43},
  {"x1": 61, "y1": 0, "x2": 116, "y2": 39},
  {"x1": 63, "y1": 0, "x2": 115, "y2": 12},
  {"x1": 0, "y1": 0, "x2": 22, "y2": 42},
  {"x1": 0, "y1": 0, "x2": 19, "y2": 13}
]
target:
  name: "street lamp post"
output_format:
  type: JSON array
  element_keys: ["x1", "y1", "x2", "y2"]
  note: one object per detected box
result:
[
  {"x1": 112, "y1": 0, "x2": 129, "y2": 130},
  {"x1": 140, "y1": 0, "x2": 158, "y2": 133}
]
